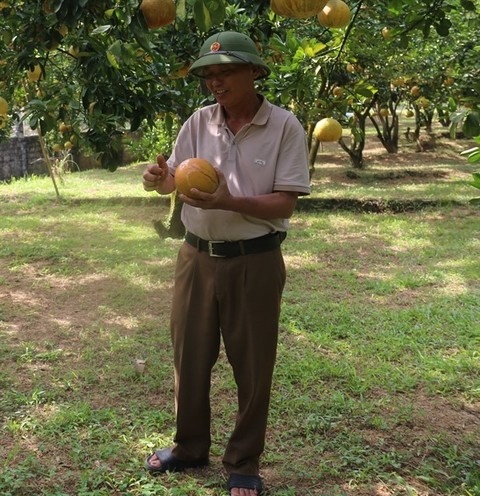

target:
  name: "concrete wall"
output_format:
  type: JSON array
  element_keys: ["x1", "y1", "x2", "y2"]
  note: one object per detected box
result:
[
  {"x1": 1, "y1": 122, "x2": 137, "y2": 182},
  {"x1": 0, "y1": 135, "x2": 47, "y2": 182}
]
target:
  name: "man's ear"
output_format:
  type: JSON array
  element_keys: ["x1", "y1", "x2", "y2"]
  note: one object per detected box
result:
[{"x1": 252, "y1": 66, "x2": 262, "y2": 79}]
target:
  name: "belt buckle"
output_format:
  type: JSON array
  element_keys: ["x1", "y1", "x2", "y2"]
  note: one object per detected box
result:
[{"x1": 208, "y1": 240, "x2": 226, "y2": 257}]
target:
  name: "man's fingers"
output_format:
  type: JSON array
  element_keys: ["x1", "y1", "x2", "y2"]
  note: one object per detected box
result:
[{"x1": 143, "y1": 180, "x2": 158, "y2": 191}]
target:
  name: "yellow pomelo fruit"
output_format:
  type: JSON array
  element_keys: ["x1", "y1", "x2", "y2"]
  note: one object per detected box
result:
[
  {"x1": 332, "y1": 86, "x2": 344, "y2": 97},
  {"x1": 175, "y1": 158, "x2": 219, "y2": 196},
  {"x1": 0, "y1": 96, "x2": 8, "y2": 115},
  {"x1": 270, "y1": 0, "x2": 329, "y2": 19},
  {"x1": 139, "y1": 0, "x2": 176, "y2": 29},
  {"x1": 313, "y1": 117, "x2": 343, "y2": 142},
  {"x1": 59, "y1": 122, "x2": 72, "y2": 134},
  {"x1": 410, "y1": 85, "x2": 421, "y2": 97},
  {"x1": 27, "y1": 65, "x2": 42, "y2": 82},
  {"x1": 318, "y1": 0, "x2": 351, "y2": 28},
  {"x1": 381, "y1": 27, "x2": 392, "y2": 39}
]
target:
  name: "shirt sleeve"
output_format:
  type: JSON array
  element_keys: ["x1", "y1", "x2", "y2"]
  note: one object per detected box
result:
[{"x1": 273, "y1": 113, "x2": 311, "y2": 196}]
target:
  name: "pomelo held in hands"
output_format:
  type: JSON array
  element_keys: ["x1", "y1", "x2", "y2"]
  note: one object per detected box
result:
[{"x1": 175, "y1": 158, "x2": 219, "y2": 196}]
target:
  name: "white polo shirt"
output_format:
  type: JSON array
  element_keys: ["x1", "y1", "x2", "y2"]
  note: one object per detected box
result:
[{"x1": 167, "y1": 96, "x2": 310, "y2": 241}]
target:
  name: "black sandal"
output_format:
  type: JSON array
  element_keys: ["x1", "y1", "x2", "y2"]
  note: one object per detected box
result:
[
  {"x1": 145, "y1": 447, "x2": 209, "y2": 474},
  {"x1": 227, "y1": 473, "x2": 263, "y2": 495}
]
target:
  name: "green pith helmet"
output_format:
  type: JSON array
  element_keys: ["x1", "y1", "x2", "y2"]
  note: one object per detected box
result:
[{"x1": 188, "y1": 31, "x2": 270, "y2": 80}]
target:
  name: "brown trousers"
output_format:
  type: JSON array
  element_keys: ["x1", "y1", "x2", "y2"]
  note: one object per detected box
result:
[{"x1": 170, "y1": 241, "x2": 286, "y2": 475}]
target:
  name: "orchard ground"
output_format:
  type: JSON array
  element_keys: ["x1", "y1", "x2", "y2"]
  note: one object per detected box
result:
[{"x1": 0, "y1": 125, "x2": 479, "y2": 495}]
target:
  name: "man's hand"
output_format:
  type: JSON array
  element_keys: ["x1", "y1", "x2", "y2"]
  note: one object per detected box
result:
[
  {"x1": 143, "y1": 155, "x2": 174, "y2": 193},
  {"x1": 179, "y1": 169, "x2": 231, "y2": 209}
]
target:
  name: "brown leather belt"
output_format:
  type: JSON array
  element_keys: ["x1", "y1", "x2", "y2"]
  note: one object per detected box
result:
[{"x1": 185, "y1": 231, "x2": 286, "y2": 258}]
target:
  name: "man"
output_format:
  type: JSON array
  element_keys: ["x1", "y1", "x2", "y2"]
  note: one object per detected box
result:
[{"x1": 142, "y1": 31, "x2": 310, "y2": 496}]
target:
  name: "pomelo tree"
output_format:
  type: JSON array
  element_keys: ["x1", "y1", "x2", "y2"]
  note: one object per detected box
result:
[{"x1": 1, "y1": 0, "x2": 478, "y2": 228}]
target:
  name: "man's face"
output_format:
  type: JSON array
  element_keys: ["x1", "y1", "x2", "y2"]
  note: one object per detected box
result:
[{"x1": 202, "y1": 64, "x2": 258, "y2": 106}]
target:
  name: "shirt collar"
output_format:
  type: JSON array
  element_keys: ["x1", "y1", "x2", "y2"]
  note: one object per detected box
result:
[{"x1": 210, "y1": 95, "x2": 271, "y2": 127}]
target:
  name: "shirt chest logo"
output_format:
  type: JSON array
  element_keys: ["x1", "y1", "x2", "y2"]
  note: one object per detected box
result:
[{"x1": 254, "y1": 158, "x2": 266, "y2": 167}]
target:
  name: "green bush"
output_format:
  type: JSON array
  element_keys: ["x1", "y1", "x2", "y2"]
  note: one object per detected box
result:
[{"x1": 124, "y1": 118, "x2": 179, "y2": 163}]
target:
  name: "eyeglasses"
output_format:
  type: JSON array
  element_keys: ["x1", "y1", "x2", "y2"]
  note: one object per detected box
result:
[{"x1": 202, "y1": 67, "x2": 246, "y2": 81}]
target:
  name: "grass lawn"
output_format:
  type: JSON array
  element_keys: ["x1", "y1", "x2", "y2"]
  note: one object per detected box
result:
[{"x1": 0, "y1": 135, "x2": 479, "y2": 496}]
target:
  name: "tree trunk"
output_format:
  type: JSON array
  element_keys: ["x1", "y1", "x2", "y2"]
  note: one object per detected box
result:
[
  {"x1": 153, "y1": 191, "x2": 185, "y2": 239},
  {"x1": 308, "y1": 137, "x2": 321, "y2": 179},
  {"x1": 369, "y1": 101, "x2": 400, "y2": 154},
  {"x1": 339, "y1": 111, "x2": 368, "y2": 169},
  {"x1": 339, "y1": 136, "x2": 365, "y2": 168}
]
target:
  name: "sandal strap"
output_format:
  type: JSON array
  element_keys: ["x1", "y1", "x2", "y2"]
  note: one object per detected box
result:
[{"x1": 227, "y1": 473, "x2": 263, "y2": 493}]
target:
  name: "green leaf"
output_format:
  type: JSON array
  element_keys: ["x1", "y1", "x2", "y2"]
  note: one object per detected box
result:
[
  {"x1": 106, "y1": 51, "x2": 120, "y2": 69},
  {"x1": 91, "y1": 25, "x2": 112, "y2": 35},
  {"x1": 165, "y1": 113, "x2": 174, "y2": 133},
  {"x1": 435, "y1": 18, "x2": 451, "y2": 37},
  {"x1": 469, "y1": 172, "x2": 480, "y2": 186},
  {"x1": 463, "y1": 113, "x2": 480, "y2": 139},
  {"x1": 108, "y1": 40, "x2": 123, "y2": 59},
  {"x1": 204, "y1": 0, "x2": 225, "y2": 25},
  {"x1": 177, "y1": 0, "x2": 187, "y2": 20},
  {"x1": 193, "y1": 0, "x2": 211, "y2": 32},
  {"x1": 193, "y1": 0, "x2": 225, "y2": 32},
  {"x1": 356, "y1": 87, "x2": 375, "y2": 98},
  {"x1": 422, "y1": 21, "x2": 431, "y2": 38},
  {"x1": 467, "y1": 151, "x2": 480, "y2": 164},
  {"x1": 460, "y1": 0, "x2": 476, "y2": 11}
]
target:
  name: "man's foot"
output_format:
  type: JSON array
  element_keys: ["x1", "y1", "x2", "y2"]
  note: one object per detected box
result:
[
  {"x1": 227, "y1": 473, "x2": 263, "y2": 496},
  {"x1": 230, "y1": 488, "x2": 259, "y2": 496},
  {"x1": 146, "y1": 452, "x2": 162, "y2": 469},
  {"x1": 144, "y1": 447, "x2": 208, "y2": 474}
]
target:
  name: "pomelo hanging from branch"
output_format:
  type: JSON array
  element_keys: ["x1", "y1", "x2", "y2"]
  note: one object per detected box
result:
[
  {"x1": 139, "y1": 0, "x2": 176, "y2": 29},
  {"x1": 318, "y1": 0, "x2": 351, "y2": 28},
  {"x1": 270, "y1": 0, "x2": 328, "y2": 19}
]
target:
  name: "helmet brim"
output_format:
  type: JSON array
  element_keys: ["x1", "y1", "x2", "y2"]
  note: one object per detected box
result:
[{"x1": 188, "y1": 51, "x2": 270, "y2": 80}]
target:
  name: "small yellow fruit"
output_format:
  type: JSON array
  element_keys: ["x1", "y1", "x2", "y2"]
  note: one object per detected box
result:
[
  {"x1": 379, "y1": 108, "x2": 389, "y2": 117},
  {"x1": 0, "y1": 96, "x2": 8, "y2": 115},
  {"x1": 68, "y1": 46, "x2": 80, "y2": 58},
  {"x1": 416, "y1": 97, "x2": 430, "y2": 109},
  {"x1": 27, "y1": 64, "x2": 42, "y2": 82},
  {"x1": 175, "y1": 158, "x2": 219, "y2": 196},
  {"x1": 52, "y1": 143, "x2": 62, "y2": 152},
  {"x1": 318, "y1": 0, "x2": 351, "y2": 28},
  {"x1": 346, "y1": 62, "x2": 356, "y2": 73},
  {"x1": 59, "y1": 122, "x2": 71, "y2": 133},
  {"x1": 405, "y1": 109, "x2": 414, "y2": 118},
  {"x1": 42, "y1": 0, "x2": 53, "y2": 13},
  {"x1": 139, "y1": 0, "x2": 176, "y2": 29},
  {"x1": 58, "y1": 24, "x2": 68, "y2": 37},
  {"x1": 64, "y1": 141, "x2": 74, "y2": 150},
  {"x1": 390, "y1": 77, "x2": 406, "y2": 87},
  {"x1": 381, "y1": 27, "x2": 392, "y2": 39},
  {"x1": 313, "y1": 117, "x2": 343, "y2": 142},
  {"x1": 410, "y1": 85, "x2": 421, "y2": 97},
  {"x1": 332, "y1": 86, "x2": 344, "y2": 97}
]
